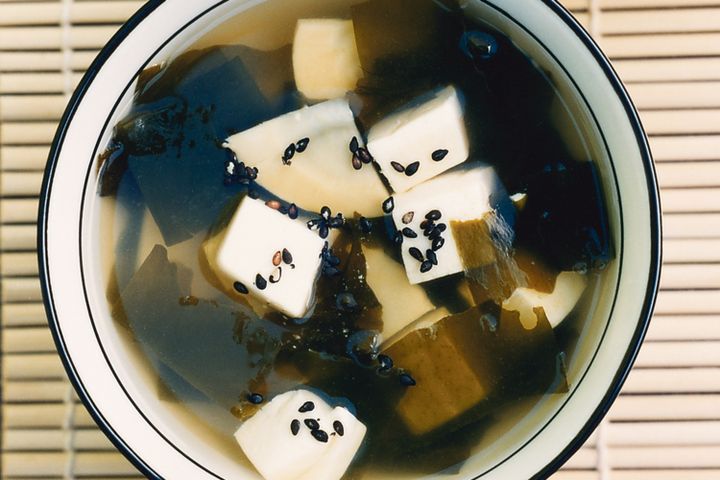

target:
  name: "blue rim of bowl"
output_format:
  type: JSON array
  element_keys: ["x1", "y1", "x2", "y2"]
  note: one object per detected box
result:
[{"x1": 37, "y1": 0, "x2": 662, "y2": 479}]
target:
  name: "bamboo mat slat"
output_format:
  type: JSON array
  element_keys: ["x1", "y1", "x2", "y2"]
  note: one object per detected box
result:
[
  {"x1": 0, "y1": 1, "x2": 145, "y2": 26},
  {"x1": 0, "y1": 51, "x2": 98, "y2": 73},
  {"x1": 2, "y1": 1, "x2": 720, "y2": 479},
  {"x1": 0, "y1": 147, "x2": 51, "y2": 172},
  {"x1": 645, "y1": 315, "x2": 720, "y2": 340},
  {"x1": 613, "y1": 58, "x2": 720, "y2": 82}
]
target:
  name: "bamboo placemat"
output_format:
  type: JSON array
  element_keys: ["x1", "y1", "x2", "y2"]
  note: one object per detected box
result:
[{"x1": 1, "y1": 0, "x2": 719, "y2": 478}]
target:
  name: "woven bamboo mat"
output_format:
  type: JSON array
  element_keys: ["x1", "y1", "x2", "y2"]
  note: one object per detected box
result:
[{"x1": 1, "y1": 0, "x2": 719, "y2": 478}]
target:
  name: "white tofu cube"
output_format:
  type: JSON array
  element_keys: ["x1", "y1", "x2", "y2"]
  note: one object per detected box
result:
[
  {"x1": 363, "y1": 244, "x2": 437, "y2": 343},
  {"x1": 380, "y1": 307, "x2": 450, "y2": 349},
  {"x1": 367, "y1": 86, "x2": 470, "y2": 193},
  {"x1": 216, "y1": 197, "x2": 325, "y2": 318},
  {"x1": 390, "y1": 163, "x2": 505, "y2": 284},
  {"x1": 293, "y1": 19, "x2": 364, "y2": 101},
  {"x1": 503, "y1": 271, "x2": 588, "y2": 329},
  {"x1": 235, "y1": 389, "x2": 367, "y2": 480},
  {"x1": 226, "y1": 99, "x2": 389, "y2": 217}
]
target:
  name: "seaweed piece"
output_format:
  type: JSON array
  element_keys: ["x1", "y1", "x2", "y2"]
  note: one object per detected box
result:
[
  {"x1": 99, "y1": 45, "x2": 302, "y2": 245},
  {"x1": 115, "y1": 245, "x2": 295, "y2": 408},
  {"x1": 450, "y1": 21, "x2": 614, "y2": 272},
  {"x1": 351, "y1": 0, "x2": 464, "y2": 127},
  {"x1": 451, "y1": 212, "x2": 527, "y2": 305},
  {"x1": 514, "y1": 248, "x2": 559, "y2": 294},
  {"x1": 452, "y1": 24, "x2": 560, "y2": 184},
  {"x1": 514, "y1": 160, "x2": 613, "y2": 273},
  {"x1": 136, "y1": 45, "x2": 298, "y2": 138}
]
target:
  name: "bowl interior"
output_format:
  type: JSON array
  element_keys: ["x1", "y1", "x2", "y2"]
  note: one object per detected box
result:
[{"x1": 41, "y1": 0, "x2": 657, "y2": 479}]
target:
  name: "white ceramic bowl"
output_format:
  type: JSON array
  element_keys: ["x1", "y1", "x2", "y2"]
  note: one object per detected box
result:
[{"x1": 39, "y1": 0, "x2": 661, "y2": 478}]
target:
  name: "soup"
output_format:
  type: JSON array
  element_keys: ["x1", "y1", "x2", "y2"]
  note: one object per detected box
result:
[{"x1": 97, "y1": 0, "x2": 614, "y2": 478}]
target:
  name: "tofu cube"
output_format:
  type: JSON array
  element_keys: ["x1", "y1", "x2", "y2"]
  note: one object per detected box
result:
[
  {"x1": 383, "y1": 308, "x2": 495, "y2": 436},
  {"x1": 216, "y1": 197, "x2": 325, "y2": 318},
  {"x1": 226, "y1": 99, "x2": 389, "y2": 217},
  {"x1": 235, "y1": 389, "x2": 367, "y2": 480},
  {"x1": 384, "y1": 302, "x2": 565, "y2": 436},
  {"x1": 293, "y1": 19, "x2": 364, "y2": 101},
  {"x1": 390, "y1": 163, "x2": 505, "y2": 284},
  {"x1": 363, "y1": 244, "x2": 437, "y2": 343},
  {"x1": 367, "y1": 86, "x2": 470, "y2": 193},
  {"x1": 503, "y1": 271, "x2": 588, "y2": 329}
]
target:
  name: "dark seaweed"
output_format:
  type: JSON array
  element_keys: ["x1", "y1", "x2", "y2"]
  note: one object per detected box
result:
[{"x1": 99, "y1": 45, "x2": 301, "y2": 245}]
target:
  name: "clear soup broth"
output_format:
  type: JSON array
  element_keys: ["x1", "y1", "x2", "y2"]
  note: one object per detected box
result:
[{"x1": 96, "y1": 0, "x2": 619, "y2": 478}]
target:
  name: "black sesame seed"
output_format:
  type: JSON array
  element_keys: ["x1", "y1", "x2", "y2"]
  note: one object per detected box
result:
[
  {"x1": 432, "y1": 149, "x2": 449, "y2": 161},
  {"x1": 391, "y1": 161, "x2": 405, "y2": 173},
  {"x1": 278, "y1": 206, "x2": 288, "y2": 215},
  {"x1": 225, "y1": 148, "x2": 238, "y2": 163},
  {"x1": 246, "y1": 166, "x2": 258, "y2": 180},
  {"x1": 291, "y1": 419, "x2": 301, "y2": 436},
  {"x1": 402, "y1": 211, "x2": 415, "y2": 224},
  {"x1": 319, "y1": 225, "x2": 329, "y2": 239},
  {"x1": 336, "y1": 292, "x2": 359, "y2": 312},
  {"x1": 283, "y1": 143, "x2": 295, "y2": 163},
  {"x1": 420, "y1": 260, "x2": 433, "y2": 273},
  {"x1": 426, "y1": 249, "x2": 438, "y2": 266},
  {"x1": 377, "y1": 354, "x2": 394, "y2": 372},
  {"x1": 402, "y1": 227, "x2": 418, "y2": 239},
  {"x1": 429, "y1": 228, "x2": 443, "y2": 240},
  {"x1": 304, "y1": 419, "x2": 320, "y2": 430},
  {"x1": 393, "y1": 231, "x2": 404, "y2": 246},
  {"x1": 247, "y1": 393, "x2": 264, "y2": 404},
  {"x1": 248, "y1": 189, "x2": 260, "y2": 199},
  {"x1": 255, "y1": 274, "x2": 267, "y2": 290},
  {"x1": 382, "y1": 197, "x2": 395, "y2": 214},
  {"x1": 233, "y1": 281, "x2": 249, "y2": 294},
  {"x1": 321, "y1": 206, "x2": 332, "y2": 220},
  {"x1": 282, "y1": 248, "x2": 293, "y2": 265},
  {"x1": 352, "y1": 154, "x2": 363, "y2": 170},
  {"x1": 296, "y1": 137, "x2": 310, "y2": 153},
  {"x1": 349, "y1": 136, "x2": 359, "y2": 154},
  {"x1": 299, "y1": 401, "x2": 315, "y2": 413},
  {"x1": 436, "y1": 223, "x2": 447, "y2": 233},
  {"x1": 329, "y1": 215, "x2": 345, "y2": 228},
  {"x1": 288, "y1": 203, "x2": 299, "y2": 219},
  {"x1": 465, "y1": 31, "x2": 498, "y2": 60},
  {"x1": 399, "y1": 373, "x2": 417, "y2": 386},
  {"x1": 333, "y1": 421, "x2": 345, "y2": 436},
  {"x1": 420, "y1": 219, "x2": 432, "y2": 230},
  {"x1": 408, "y1": 247, "x2": 424, "y2": 262},
  {"x1": 432, "y1": 237, "x2": 445, "y2": 251},
  {"x1": 359, "y1": 217, "x2": 373, "y2": 234},
  {"x1": 357, "y1": 147, "x2": 373, "y2": 164},
  {"x1": 311, "y1": 429, "x2": 329, "y2": 443},
  {"x1": 404, "y1": 161, "x2": 420, "y2": 177},
  {"x1": 426, "y1": 210, "x2": 442, "y2": 221}
]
